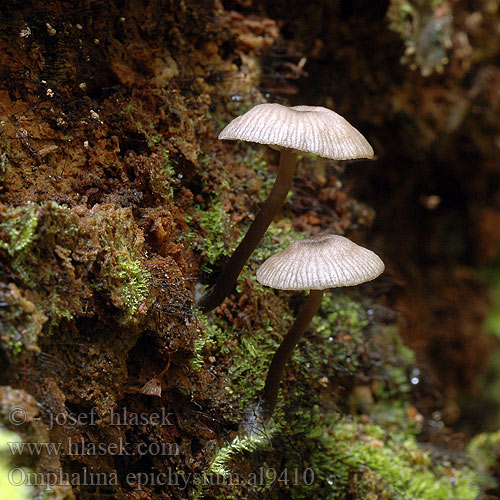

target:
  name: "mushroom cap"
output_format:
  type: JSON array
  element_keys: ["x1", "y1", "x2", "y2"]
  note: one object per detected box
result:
[
  {"x1": 256, "y1": 234, "x2": 384, "y2": 290},
  {"x1": 218, "y1": 103, "x2": 374, "y2": 160}
]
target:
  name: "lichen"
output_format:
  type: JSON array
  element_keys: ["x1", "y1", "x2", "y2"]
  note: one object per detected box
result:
[{"x1": 387, "y1": 0, "x2": 453, "y2": 76}]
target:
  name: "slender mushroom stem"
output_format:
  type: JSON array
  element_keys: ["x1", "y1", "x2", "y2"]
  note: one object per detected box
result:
[
  {"x1": 196, "y1": 149, "x2": 297, "y2": 313},
  {"x1": 261, "y1": 288, "x2": 324, "y2": 420}
]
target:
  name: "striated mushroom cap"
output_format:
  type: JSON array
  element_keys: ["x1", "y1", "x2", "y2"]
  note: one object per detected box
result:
[
  {"x1": 256, "y1": 234, "x2": 384, "y2": 290},
  {"x1": 218, "y1": 103, "x2": 374, "y2": 160}
]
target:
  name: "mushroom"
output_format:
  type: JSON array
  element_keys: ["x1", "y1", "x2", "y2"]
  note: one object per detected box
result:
[
  {"x1": 196, "y1": 103, "x2": 374, "y2": 312},
  {"x1": 256, "y1": 233, "x2": 384, "y2": 419}
]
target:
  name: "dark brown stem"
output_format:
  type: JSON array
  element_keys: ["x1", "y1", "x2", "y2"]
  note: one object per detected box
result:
[
  {"x1": 261, "y1": 289, "x2": 324, "y2": 420},
  {"x1": 196, "y1": 150, "x2": 297, "y2": 313}
]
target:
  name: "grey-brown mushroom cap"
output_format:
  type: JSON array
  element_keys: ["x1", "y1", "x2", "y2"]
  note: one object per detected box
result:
[
  {"x1": 218, "y1": 103, "x2": 374, "y2": 160},
  {"x1": 256, "y1": 234, "x2": 384, "y2": 290}
]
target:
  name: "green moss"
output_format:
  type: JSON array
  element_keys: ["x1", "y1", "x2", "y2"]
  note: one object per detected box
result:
[
  {"x1": 115, "y1": 254, "x2": 150, "y2": 316},
  {"x1": 0, "y1": 150, "x2": 9, "y2": 182},
  {"x1": 234, "y1": 150, "x2": 274, "y2": 201},
  {"x1": 184, "y1": 140, "x2": 488, "y2": 498},
  {"x1": 121, "y1": 103, "x2": 179, "y2": 201},
  {"x1": 192, "y1": 239, "x2": 399, "y2": 413},
  {"x1": 189, "y1": 196, "x2": 234, "y2": 271},
  {"x1": 191, "y1": 311, "x2": 228, "y2": 371},
  {"x1": 160, "y1": 149, "x2": 176, "y2": 198},
  {"x1": 6, "y1": 341, "x2": 22, "y2": 356},
  {"x1": 190, "y1": 272, "x2": 292, "y2": 411},
  {"x1": 373, "y1": 325, "x2": 417, "y2": 400},
  {"x1": 277, "y1": 311, "x2": 483, "y2": 499},
  {"x1": 199, "y1": 198, "x2": 233, "y2": 265},
  {"x1": 310, "y1": 292, "x2": 369, "y2": 373},
  {"x1": 191, "y1": 263, "x2": 485, "y2": 498},
  {"x1": 121, "y1": 103, "x2": 161, "y2": 148},
  {"x1": 482, "y1": 262, "x2": 500, "y2": 340},
  {"x1": 190, "y1": 209, "x2": 301, "y2": 279},
  {"x1": 0, "y1": 427, "x2": 33, "y2": 500},
  {"x1": 0, "y1": 204, "x2": 39, "y2": 257},
  {"x1": 0, "y1": 202, "x2": 79, "y2": 288},
  {"x1": 190, "y1": 292, "x2": 291, "y2": 422},
  {"x1": 92, "y1": 205, "x2": 150, "y2": 320},
  {"x1": 0, "y1": 284, "x2": 47, "y2": 356},
  {"x1": 294, "y1": 416, "x2": 482, "y2": 500},
  {"x1": 0, "y1": 203, "x2": 83, "y2": 352},
  {"x1": 193, "y1": 427, "x2": 276, "y2": 500},
  {"x1": 226, "y1": 310, "x2": 290, "y2": 405},
  {"x1": 188, "y1": 145, "x2": 298, "y2": 273},
  {"x1": 192, "y1": 272, "x2": 488, "y2": 499},
  {"x1": 468, "y1": 428, "x2": 500, "y2": 472},
  {"x1": 0, "y1": 202, "x2": 151, "y2": 354},
  {"x1": 147, "y1": 145, "x2": 177, "y2": 201}
]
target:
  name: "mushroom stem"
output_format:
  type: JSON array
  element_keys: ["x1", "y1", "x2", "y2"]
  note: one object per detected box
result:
[
  {"x1": 261, "y1": 288, "x2": 324, "y2": 420},
  {"x1": 196, "y1": 150, "x2": 297, "y2": 313}
]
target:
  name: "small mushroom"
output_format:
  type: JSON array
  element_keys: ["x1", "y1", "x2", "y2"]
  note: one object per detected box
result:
[
  {"x1": 196, "y1": 103, "x2": 374, "y2": 312},
  {"x1": 256, "y1": 233, "x2": 384, "y2": 419}
]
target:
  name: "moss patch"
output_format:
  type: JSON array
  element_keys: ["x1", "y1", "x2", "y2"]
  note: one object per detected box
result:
[
  {"x1": 0, "y1": 202, "x2": 152, "y2": 356},
  {"x1": 290, "y1": 415, "x2": 482, "y2": 500},
  {"x1": 0, "y1": 427, "x2": 33, "y2": 500},
  {"x1": 0, "y1": 283, "x2": 47, "y2": 356},
  {"x1": 191, "y1": 282, "x2": 488, "y2": 498}
]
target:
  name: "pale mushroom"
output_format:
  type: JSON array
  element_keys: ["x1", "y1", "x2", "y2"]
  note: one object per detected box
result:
[
  {"x1": 196, "y1": 104, "x2": 374, "y2": 312},
  {"x1": 256, "y1": 233, "x2": 384, "y2": 419}
]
